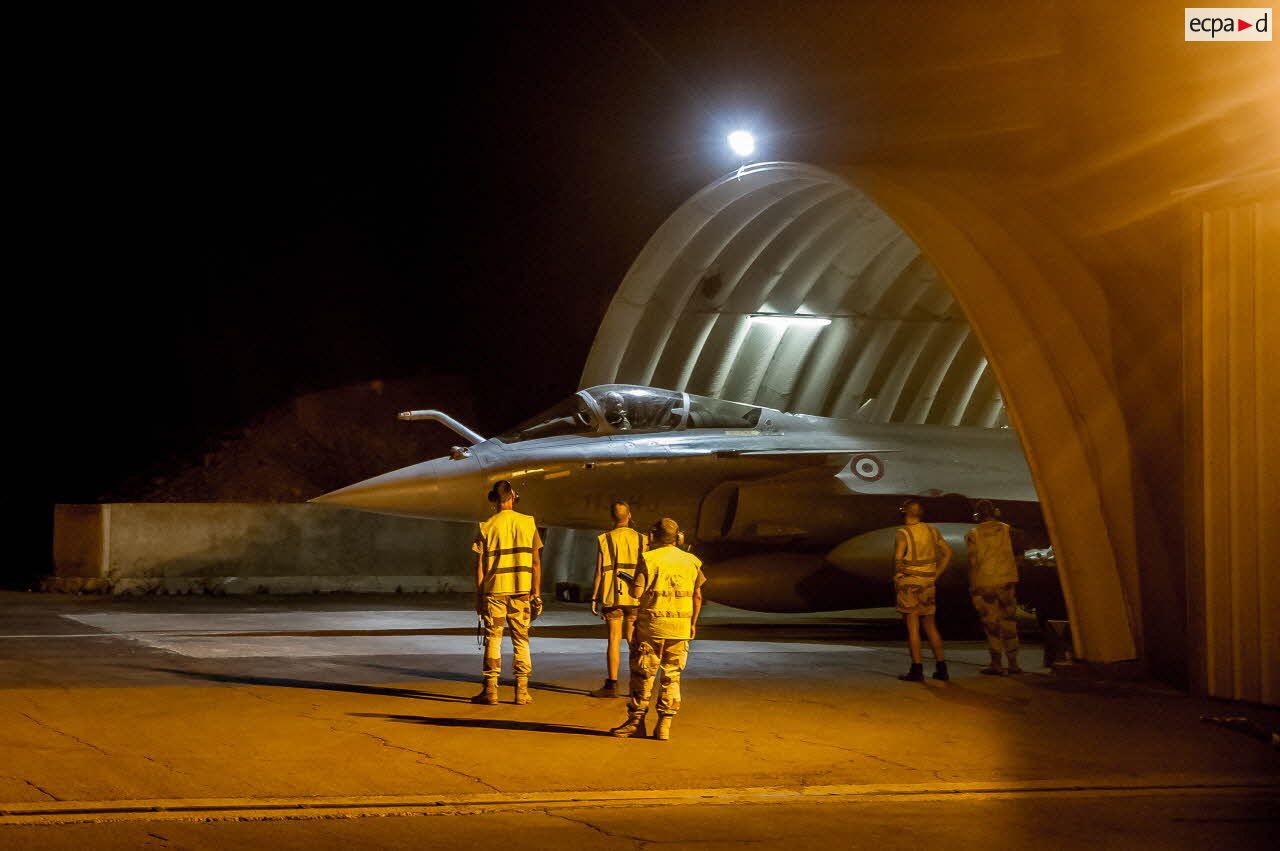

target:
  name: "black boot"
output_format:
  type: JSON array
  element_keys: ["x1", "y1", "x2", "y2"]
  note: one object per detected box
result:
[
  {"x1": 470, "y1": 676, "x2": 499, "y2": 704},
  {"x1": 609, "y1": 711, "x2": 648, "y2": 738},
  {"x1": 899, "y1": 662, "x2": 925, "y2": 681},
  {"x1": 932, "y1": 661, "x2": 950, "y2": 681},
  {"x1": 589, "y1": 679, "x2": 618, "y2": 698}
]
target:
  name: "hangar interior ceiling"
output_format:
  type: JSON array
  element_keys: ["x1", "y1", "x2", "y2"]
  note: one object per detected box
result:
[{"x1": 582, "y1": 162, "x2": 1008, "y2": 429}]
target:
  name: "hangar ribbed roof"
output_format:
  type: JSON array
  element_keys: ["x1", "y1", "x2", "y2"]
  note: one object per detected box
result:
[{"x1": 582, "y1": 162, "x2": 1006, "y2": 427}]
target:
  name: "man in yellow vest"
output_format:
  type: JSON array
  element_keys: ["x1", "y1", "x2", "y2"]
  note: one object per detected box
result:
[
  {"x1": 609, "y1": 518, "x2": 704, "y2": 742},
  {"x1": 471, "y1": 480, "x2": 543, "y2": 706},
  {"x1": 894, "y1": 499, "x2": 952, "y2": 682},
  {"x1": 966, "y1": 499, "x2": 1023, "y2": 675},
  {"x1": 589, "y1": 500, "x2": 646, "y2": 698}
]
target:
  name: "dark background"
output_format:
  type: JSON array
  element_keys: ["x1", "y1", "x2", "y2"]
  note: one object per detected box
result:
[{"x1": 16, "y1": 3, "x2": 844, "y2": 586}]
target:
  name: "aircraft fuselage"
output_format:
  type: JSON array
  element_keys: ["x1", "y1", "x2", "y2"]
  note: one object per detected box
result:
[{"x1": 314, "y1": 385, "x2": 1052, "y2": 613}]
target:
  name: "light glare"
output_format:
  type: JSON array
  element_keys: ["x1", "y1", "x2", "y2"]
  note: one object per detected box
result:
[
  {"x1": 728, "y1": 130, "x2": 755, "y2": 157},
  {"x1": 749, "y1": 315, "x2": 832, "y2": 329}
]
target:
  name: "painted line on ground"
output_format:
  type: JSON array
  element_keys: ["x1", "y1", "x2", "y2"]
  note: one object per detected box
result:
[
  {"x1": 1, "y1": 779, "x2": 1275, "y2": 826},
  {"x1": 2, "y1": 632, "x2": 877, "y2": 658}
]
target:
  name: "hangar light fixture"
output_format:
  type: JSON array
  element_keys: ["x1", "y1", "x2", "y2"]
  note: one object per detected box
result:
[
  {"x1": 727, "y1": 130, "x2": 756, "y2": 157},
  {"x1": 749, "y1": 315, "x2": 832, "y2": 329}
]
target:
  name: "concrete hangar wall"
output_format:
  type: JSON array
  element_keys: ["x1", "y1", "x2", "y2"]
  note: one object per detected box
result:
[{"x1": 579, "y1": 3, "x2": 1279, "y2": 704}]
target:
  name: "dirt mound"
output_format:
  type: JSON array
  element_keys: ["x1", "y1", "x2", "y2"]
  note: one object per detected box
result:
[{"x1": 135, "y1": 375, "x2": 477, "y2": 502}]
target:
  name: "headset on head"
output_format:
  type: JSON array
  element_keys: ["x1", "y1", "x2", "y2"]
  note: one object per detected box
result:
[
  {"x1": 972, "y1": 499, "x2": 1001, "y2": 522},
  {"x1": 487, "y1": 480, "x2": 520, "y2": 506},
  {"x1": 649, "y1": 517, "x2": 682, "y2": 546},
  {"x1": 899, "y1": 498, "x2": 922, "y2": 516}
]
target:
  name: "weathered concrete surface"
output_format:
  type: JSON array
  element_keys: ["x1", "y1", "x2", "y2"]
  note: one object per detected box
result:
[
  {"x1": 0, "y1": 592, "x2": 1274, "y2": 845},
  {"x1": 3, "y1": 789, "x2": 1277, "y2": 849},
  {"x1": 50, "y1": 504, "x2": 476, "y2": 594}
]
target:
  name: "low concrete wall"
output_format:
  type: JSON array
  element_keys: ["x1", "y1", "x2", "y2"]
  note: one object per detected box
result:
[{"x1": 49, "y1": 503, "x2": 480, "y2": 595}]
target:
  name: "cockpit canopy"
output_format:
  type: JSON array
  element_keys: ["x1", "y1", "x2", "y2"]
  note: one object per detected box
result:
[{"x1": 496, "y1": 385, "x2": 763, "y2": 443}]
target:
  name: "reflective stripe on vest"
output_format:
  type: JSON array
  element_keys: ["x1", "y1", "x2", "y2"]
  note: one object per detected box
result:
[
  {"x1": 479, "y1": 511, "x2": 537, "y2": 595},
  {"x1": 639, "y1": 546, "x2": 700, "y2": 634},
  {"x1": 969, "y1": 520, "x2": 1018, "y2": 587},
  {"x1": 899, "y1": 523, "x2": 940, "y2": 579},
  {"x1": 599, "y1": 527, "x2": 643, "y2": 606}
]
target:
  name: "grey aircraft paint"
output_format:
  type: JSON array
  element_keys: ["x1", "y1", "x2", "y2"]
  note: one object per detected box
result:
[{"x1": 314, "y1": 385, "x2": 1056, "y2": 613}]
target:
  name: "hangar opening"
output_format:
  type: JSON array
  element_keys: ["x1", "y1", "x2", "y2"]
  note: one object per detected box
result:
[
  {"x1": 565, "y1": 161, "x2": 1137, "y2": 678},
  {"x1": 582, "y1": 162, "x2": 1007, "y2": 429}
]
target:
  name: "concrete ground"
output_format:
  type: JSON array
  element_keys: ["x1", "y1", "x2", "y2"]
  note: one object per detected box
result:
[{"x1": 0, "y1": 592, "x2": 1275, "y2": 848}]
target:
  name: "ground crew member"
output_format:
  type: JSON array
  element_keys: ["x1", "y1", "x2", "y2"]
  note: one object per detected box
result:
[
  {"x1": 471, "y1": 480, "x2": 543, "y2": 706},
  {"x1": 610, "y1": 518, "x2": 705, "y2": 742},
  {"x1": 894, "y1": 499, "x2": 951, "y2": 681},
  {"x1": 966, "y1": 499, "x2": 1023, "y2": 675},
  {"x1": 589, "y1": 500, "x2": 646, "y2": 698}
]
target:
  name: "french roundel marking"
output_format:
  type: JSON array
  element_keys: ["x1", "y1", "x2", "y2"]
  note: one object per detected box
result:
[{"x1": 851, "y1": 454, "x2": 884, "y2": 482}]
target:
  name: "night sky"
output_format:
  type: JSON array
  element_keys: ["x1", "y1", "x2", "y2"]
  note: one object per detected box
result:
[{"x1": 18, "y1": 3, "x2": 854, "y2": 585}]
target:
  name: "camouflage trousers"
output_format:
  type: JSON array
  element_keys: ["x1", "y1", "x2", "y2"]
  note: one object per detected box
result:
[
  {"x1": 627, "y1": 634, "x2": 690, "y2": 717},
  {"x1": 481, "y1": 594, "x2": 532, "y2": 678},
  {"x1": 970, "y1": 583, "x2": 1019, "y2": 654}
]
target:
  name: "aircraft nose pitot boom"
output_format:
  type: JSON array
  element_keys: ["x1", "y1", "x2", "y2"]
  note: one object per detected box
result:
[{"x1": 311, "y1": 408, "x2": 492, "y2": 521}]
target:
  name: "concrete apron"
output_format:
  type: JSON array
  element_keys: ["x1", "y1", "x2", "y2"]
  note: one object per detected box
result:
[
  {"x1": 0, "y1": 601, "x2": 1275, "y2": 828},
  {"x1": 2, "y1": 671, "x2": 1276, "y2": 824}
]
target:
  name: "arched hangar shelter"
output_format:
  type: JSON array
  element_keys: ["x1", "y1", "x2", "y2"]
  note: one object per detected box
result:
[
  {"x1": 581, "y1": 160, "x2": 1135, "y2": 675},
  {"x1": 577, "y1": 156, "x2": 1277, "y2": 705},
  {"x1": 582, "y1": 163, "x2": 1008, "y2": 429}
]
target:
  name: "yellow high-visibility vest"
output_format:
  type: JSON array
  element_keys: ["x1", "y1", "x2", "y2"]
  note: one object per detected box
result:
[
  {"x1": 597, "y1": 526, "x2": 645, "y2": 607},
  {"x1": 966, "y1": 520, "x2": 1019, "y2": 587},
  {"x1": 637, "y1": 545, "x2": 704, "y2": 640},
  {"x1": 897, "y1": 522, "x2": 944, "y2": 583},
  {"x1": 474, "y1": 509, "x2": 540, "y2": 595}
]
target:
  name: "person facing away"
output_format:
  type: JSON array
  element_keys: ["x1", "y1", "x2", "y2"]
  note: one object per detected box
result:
[
  {"x1": 894, "y1": 499, "x2": 952, "y2": 682},
  {"x1": 589, "y1": 500, "x2": 647, "y2": 698},
  {"x1": 471, "y1": 480, "x2": 543, "y2": 706},
  {"x1": 966, "y1": 499, "x2": 1023, "y2": 675},
  {"x1": 610, "y1": 517, "x2": 705, "y2": 742}
]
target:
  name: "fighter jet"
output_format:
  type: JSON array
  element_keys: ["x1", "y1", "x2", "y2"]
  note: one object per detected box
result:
[{"x1": 313, "y1": 384, "x2": 1057, "y2": 613}]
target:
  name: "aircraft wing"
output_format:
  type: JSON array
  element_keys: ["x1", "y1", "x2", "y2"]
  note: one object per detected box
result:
[{"x1": 715, "y1": 448, "x2": 900, "y2": 461}]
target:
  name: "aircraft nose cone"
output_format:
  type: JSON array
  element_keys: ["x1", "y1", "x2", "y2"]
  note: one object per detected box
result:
[
  {"x1": 311, "y1": 459, "x2": 442, "y2": 516},
  {"x1": 311, "y1": 455, "x2": 488, "y2": 522}
]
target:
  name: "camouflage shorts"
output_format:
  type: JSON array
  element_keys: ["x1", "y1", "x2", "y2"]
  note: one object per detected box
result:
[
  {"x1": 895, "y1": 580, "x2": 937, "y2": 616},
  {"x1": 602, "y1": 606, "x2": 638, "y2": 624}
]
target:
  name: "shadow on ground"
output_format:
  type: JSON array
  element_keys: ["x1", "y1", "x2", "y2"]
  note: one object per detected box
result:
[
  {"x1": 360, "y1": 664, "x2": 593, "y2": 696},
  {"x1": 150, "y1": 666, "x2": 594, "y2": 700},
  {"x1": 150, "y1": 668, "x2": 475, "y2": 703},
  {"x1": 351, "y1": 712, "x2": 613, "y2": 738}
]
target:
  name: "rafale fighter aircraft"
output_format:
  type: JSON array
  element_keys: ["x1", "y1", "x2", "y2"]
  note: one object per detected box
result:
[{"x1": 314, "y1": 384, "x2": 1059, "y2": 613}]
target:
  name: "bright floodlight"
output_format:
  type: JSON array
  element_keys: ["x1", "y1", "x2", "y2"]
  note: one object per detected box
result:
[
  {"x1": 749, "y1": 315, "x2": 832, "y2": 329},
  {"x1": 728, "y1": 130, "x2": 755, "y2": 157}
]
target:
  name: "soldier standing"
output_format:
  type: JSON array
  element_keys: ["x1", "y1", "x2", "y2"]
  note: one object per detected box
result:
[
  {"x1": 589, "y1": 500, "x2": 646, "y2": 698},
  {"x1": 610, "y1": 518, "x2": 705, "y2": 742},
  {"x1": 471, "y1": 480, "x2": 543, "y2": 706},
  {"x1": 895, "y1": 499, "x2": 952, "y2": 682},
  {"x1": 966, "y1": 499, "x2": 1023, "y2": 675}
]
